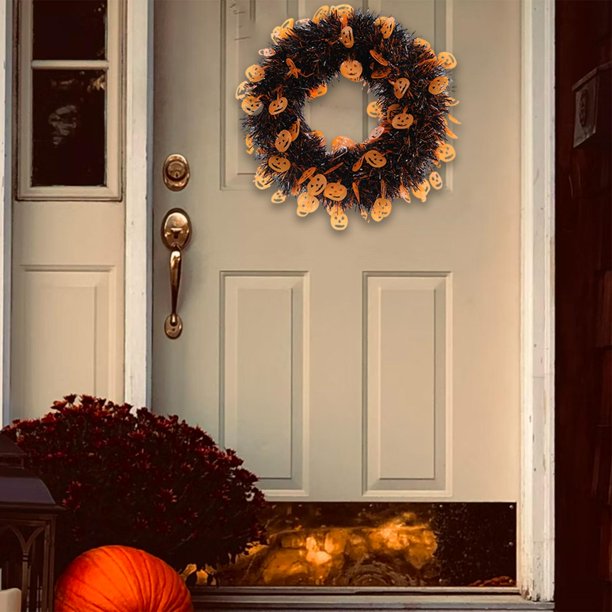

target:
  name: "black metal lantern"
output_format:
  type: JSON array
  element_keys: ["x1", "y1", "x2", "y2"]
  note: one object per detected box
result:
[{"x1": 0, "y1": 433, "x2": 62, "y2": 612}]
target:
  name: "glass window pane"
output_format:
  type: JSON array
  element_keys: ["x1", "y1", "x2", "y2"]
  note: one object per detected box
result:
[
  {"x1": 32, "y1": 70, "x2": 106, "y2": 187},
  {"x1": 33, "y1": 0, "x2": 107, "y2": 60}
]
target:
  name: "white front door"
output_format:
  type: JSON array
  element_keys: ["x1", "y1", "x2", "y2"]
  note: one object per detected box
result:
[{"x1": 152, "y1": 0, "x2": 520, "y2": 505}]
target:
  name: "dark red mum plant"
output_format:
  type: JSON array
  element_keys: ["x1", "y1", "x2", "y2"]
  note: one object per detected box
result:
[{"x1": 2, "y1": 395, "x2": 266, "y2": 572}]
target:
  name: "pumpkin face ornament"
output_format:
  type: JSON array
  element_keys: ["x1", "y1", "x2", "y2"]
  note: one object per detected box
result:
[
  {"x1": 429, "y1": 171, "x2": 443, "y2": 190},
  {"x1": 324, "y1": 182, "x2": 348, "y2": 202},
  {"x1": 245, "y1": 64, "x2": 265, "y2": 83},
  {"x1": 371, "y1": 197, "x2": 392, "y2": 222},
  {"x1": 329, "y1": 204, "x2": 349, "y2": 231},
  {"x1": 340, "y1": 59, "x2": 363, "y2": 82},
  {"x1": 428, "y1": 76, "x2": 449, "y2": 95},
  {"x1": 271, "y1": 189, "x2": 287, "y2": 204},
  {"x1": 412, "y1": 179, "x2": 431, "y2": 202},
  {"x1": 241, "y1": 95, "x2": 263, "y2": 116},
  {"x1": 307, "y1": 173, "x2": 328, "y2": 196},
  {"x1": 269, "y1": 95, "x2": 288, "y2": 116},
  {"x1": 254, "y1": 166, "x2": 274, "y2": 189},
  {"x1": 268, "y1": 155, "x2": 291, "y2": 173},
  {"x1": 436, "y1": 142, "x2": 456, "y2": 163},
  {"x1": 297, "y1": 192, "x2": 320, "y2": 216},
  {"x1": 274, "y1": 130, "x2": 293, "y2": 152},
  {"x1": 364, "y1": 149, "x2": 387, "y2": 168},
  {"x1": 391, "y1": 111, "x2": 414, "y2": 130},
  {"x1": 392, "y1": 78, "x2": 410, "y2": 99},
  {"x1": 340, "y1": 26, "x2": 354, "y2": 48}
]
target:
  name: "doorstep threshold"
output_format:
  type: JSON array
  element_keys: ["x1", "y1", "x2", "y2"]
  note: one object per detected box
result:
[{"x1": 191, "y1": 587, "x2": 554, "y2": 611}]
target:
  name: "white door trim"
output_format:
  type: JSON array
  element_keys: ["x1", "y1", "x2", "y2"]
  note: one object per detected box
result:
[
  {"x1": 0, "y1": 0, "x2": 13, "y2": 427},
  {"x1": 519, "y1": 0, "x2": 555, "y2": 601},
  {"x1": 124, "y1": 0, "x2": 154, "y2": 409},
  {"x1": 0, "y1": 0, "x2": 555, "y2": 600}
]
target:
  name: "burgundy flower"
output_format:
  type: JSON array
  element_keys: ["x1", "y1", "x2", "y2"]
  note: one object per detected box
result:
[{"x1": 2, "y1": 395, "x2": 266, "y2": 572}]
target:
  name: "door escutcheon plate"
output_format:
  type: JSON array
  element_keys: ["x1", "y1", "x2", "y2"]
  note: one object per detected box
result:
[{"x1": 163, "y1": 153, "x2": 190, "y2": 191}]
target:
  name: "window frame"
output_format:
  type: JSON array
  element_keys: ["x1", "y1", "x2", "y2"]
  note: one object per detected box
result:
[{"x1": 16, "y1": 0, "x2": 122, "y2": 201}]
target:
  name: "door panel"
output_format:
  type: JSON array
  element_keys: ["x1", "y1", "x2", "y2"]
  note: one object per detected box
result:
[{"x1": 153, "y1": 0, "x2": 520, "y2": 502}]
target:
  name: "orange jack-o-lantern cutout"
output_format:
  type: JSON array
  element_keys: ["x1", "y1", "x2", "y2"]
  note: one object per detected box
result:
[
  {"x1": 324, "y1": 182, "x2": 348, "y2": 201},
  {"x1": 289, "y1": 118, "x2": 301, "y2": 141},
  {"x1": 308, "y1": 83, "x2": 328, "y2": 99},
  {"x1": 375, "y1": 15, "x2": 396, "y2": 39},
  {"x1": 364, "y1": 149, "x2": 387, "y2": 168},
  {"x1": 399, "y1": 184, "x2": 412, "y2": 203},
  {"x1": 271, "y1": 19, "x2": 295, "y2": 44},
  {"x1": 307, "y1": 173, "x2": 328, "y2": 196},
  {"x1": 411, "y1": 179, "x2": 431, "y2": 202},
  {"x1": 274, "y1": 130, "x2": 293, "y2": 152},
  {"x1": 271, "y1": 190, "x2": 287, "y2": 204},
  {"x1": 391, "y1": 111, "x2": 414, "y2": 130},
  {"x1": 428, "y1": 76, "x2": 449, "y2": 95},
  {"x1": 254, "y1": 166, "x2": 274, "y2": 190},
  {"x1": 235, "y1": 80, "x2": 251, "y2": 100},
  {"x1": 371, "y1": 66, "x2": 392, "y2": 79},
  {"x1": 241, "y1": 95, "x2": 263, "y2": 116},
  {"x1": 312, "y1": 5, "x2": 330, "y2": 23},
  {"x1": 413, "y1": 37, "x2": 431, "y2": 49},
  {"x1": 438, "y1": 51, "x2": 457, "y2": 70},
  {"x1": 340, "y1": 59, "x2": 363, "y2": 82},
  {"x1": 245, "y1": 64, "x2": 265, "y2": 83},
  {"x1": 297, "y1": 192, "x2": 320, "y2": 216},
  {"x1": 333, "y1": 4, "x2": 354, "y2": 19},
  {"x1": 367, "y1": 125, "x2": 385, "y2": 142},
  {"x1": 268, "y1": 155, "x2": 291, "y2": 173},
  {"x1": 369, "y1": 49, "x2": 389, "y2": 66},
  {"x1": 367, "y1": 100, "x2": 383, "y2": 118},
  {"x1": 429, "y1": 171, "x2": 443, "y2": 190},
  {"x1": 270, "y1": 26, "x2": 283, "y2": 43},
  {"x1": 340, "y1": 26, "x2": 354, "y2": 48},
  {"x1": 392, "y1": 77, "x2": 410, "y2": 99},
  {"x1": 245, "y1": 134, "x2": 254, "y2": 155},
  {"x1": 269, "y1": 95, "x2": 288, "y2": 115},
  {"x1": 435, "y1": 142, "x2": 456, "y2": 162},
  {"x1": 258, "y1": 47, "x2": 276, "y2": 58},
  {"x1": 371, "y1": 196, "x2": 392, "y2": 222},
  {"x1": 331, "y1": 135, "x2": 356, "y2": 151},
  {"x1": 329, "y1": 204, "x2": 349, "y2": 231}
]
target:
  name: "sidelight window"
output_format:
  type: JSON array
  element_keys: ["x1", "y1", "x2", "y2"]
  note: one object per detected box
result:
[{"x1": 17, "y1": 0, "x2": 122, "y2": 199}]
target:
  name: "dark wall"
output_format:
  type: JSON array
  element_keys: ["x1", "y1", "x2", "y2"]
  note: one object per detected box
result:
[{"x1": 555, "y1": 1, "x2": 612, "y2": 611}]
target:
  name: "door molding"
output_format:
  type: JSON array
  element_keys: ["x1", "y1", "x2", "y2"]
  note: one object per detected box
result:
[
  {"x1": 518, "y1": 0, "x2": 555, "y2": 601},
  {"x1": 124, "y1": 0, "x2": 154, "y2": 409},
  {"x1": 0, "y1": 0, "x2": 13, "y2": 427},
  {"x1": 0, "y1": 0, "x2": 555, "y2": 601}
]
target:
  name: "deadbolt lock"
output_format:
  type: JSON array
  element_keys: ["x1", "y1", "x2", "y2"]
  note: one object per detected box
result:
[{"x1": 163, "y1": 154, "x2": 190, "y2": 191}]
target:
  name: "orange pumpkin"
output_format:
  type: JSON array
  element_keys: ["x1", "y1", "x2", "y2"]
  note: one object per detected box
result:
[{"x1": 54, "y1": 545, "x2": 193, "y2": 612}]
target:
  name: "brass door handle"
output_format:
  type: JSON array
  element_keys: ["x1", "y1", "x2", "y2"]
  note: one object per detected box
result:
[{"x1": 161, "y1": 209, "x2": 192, "y2": 339}]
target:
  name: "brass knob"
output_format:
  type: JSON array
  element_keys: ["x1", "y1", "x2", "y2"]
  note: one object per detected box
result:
[{"x1": 163, "y1": 154, "x2": 190, "y2": 191}]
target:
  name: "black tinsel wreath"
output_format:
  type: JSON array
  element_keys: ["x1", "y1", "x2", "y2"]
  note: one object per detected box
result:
[{"x1": 237, "y1": 5, "x2": 460, "y2": 231}]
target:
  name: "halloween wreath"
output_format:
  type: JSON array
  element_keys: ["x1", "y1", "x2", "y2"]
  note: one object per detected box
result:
[{"x1": 236, "y1": 4, "x2": 460, "y2": 231}]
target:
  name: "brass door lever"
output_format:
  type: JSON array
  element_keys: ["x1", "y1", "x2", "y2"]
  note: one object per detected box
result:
[{"x1": 161, "y1": 209, "x2": 192, "y2": 339}]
